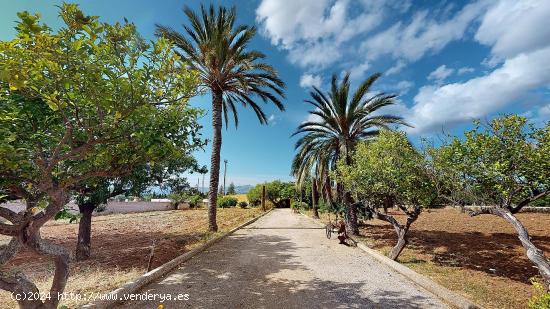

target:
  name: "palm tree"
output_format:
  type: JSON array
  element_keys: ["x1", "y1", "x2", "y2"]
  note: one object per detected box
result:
[
  {"x1": 156, "y1": 5, "x2": 285, "y2": 231},
  {"x1": 292, "y1": 72, "x2": 407, "y2": 235}
]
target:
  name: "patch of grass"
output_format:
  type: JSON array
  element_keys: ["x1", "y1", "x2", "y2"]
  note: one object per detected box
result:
[{"x1": 226, "y1": 194, "x2": 248, "y2": 203}]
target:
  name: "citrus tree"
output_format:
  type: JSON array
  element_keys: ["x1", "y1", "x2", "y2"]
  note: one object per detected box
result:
[
  {"x1": 336, "y1": 130, "x2": 436, "y2": 260},
  {"x1": 0, "y1": 4, "x2": 199, "y2": 308},
  {"x1": 247, "y1": 180, "x2": 294, "y2": 208},
  {"x1": 430, "y1": 115, "x2": 550, "y2": 289}
]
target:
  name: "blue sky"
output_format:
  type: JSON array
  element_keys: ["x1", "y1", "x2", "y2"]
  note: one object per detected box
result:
[{"x1": 2, "y1": 0, "x2": 549, "y2": 185}]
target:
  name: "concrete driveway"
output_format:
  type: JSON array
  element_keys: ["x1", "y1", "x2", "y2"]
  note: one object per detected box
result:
[{"x1": 120, "y1": 209, "x2": 448, "y2": 308}]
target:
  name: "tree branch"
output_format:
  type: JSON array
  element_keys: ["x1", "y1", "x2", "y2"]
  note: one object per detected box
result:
[
  {"x1": 509, "y1": 190, "x2": 548, "y2": 214},
  {"x1": 0, "y1": 237, "x2": 20, "y2": 265},
  {"x1": 27, "y1": 236, "x2": 70, "y2": 308},
  {"x1": 0, "y1": 207, "x2": 22, "y2": 224}
]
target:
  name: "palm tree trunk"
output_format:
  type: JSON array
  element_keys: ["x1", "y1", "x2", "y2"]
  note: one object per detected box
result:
[
  {"x1": 323, "y1": 176, "x2": 335, "y2": 207},
  {"x1": 208, "y1": 91, "x2": 223, "y2": 232},
  {"x1": 312, "y1": 178, "x2": 319, "y2": 219}
]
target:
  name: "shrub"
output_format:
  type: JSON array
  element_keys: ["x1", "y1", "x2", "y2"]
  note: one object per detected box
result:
[
  {"x1": 528, "y1": 278, "x2": 550, "y2": 309},
  {"x1": 188, "y1": 194, "x2": 203, "y2": 208},
  {"x1": 217, "y1": 196, "x2": 238, "y2": 208},
  {"x1": 291, "y1": 201, "x2": 308, "y2": 211},
  {"x1": 54, "y1": 207, "x2": 80, "y2": 223},
  {"x1": 169, "y1": 192, "x2": 187, "y2": 208},
  {"x1": 247, "y1": 186, "x2": 262, "y2": 206},
  {"x1": 238, "y1": 201, "x2": 248, "y2": 208},
  {"x1": 317, "y1": 200, "x2": 345, "y2": 216}
]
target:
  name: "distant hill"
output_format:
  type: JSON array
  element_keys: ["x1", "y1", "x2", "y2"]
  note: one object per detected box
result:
[
  {"x1": 197, "y1": 184, "x2": 253, "y2": 194},
  {"x1": 234, "y1": 185, "x2": 253, "y2": 194}
]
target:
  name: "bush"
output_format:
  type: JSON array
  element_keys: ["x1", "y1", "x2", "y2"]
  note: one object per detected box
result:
[
  {"x1": 528, "y1": 278, "x2": 550, "y2": 309},
  {"x1": 169, "y1": 192, "x2": 187, "y2": 208},
  {"x1": 317, "y1": 200, "x2": 345, "y2": 216},
  {"x1": 238, "y1": 201, "x2": 248, "y2": 208},
  {"x1": 54, "y1": 207, "x2": 80, "y2": 223},
  {"x1": 291, "y1": 201, "x2": 308, "y2": 211},
  {"x1": 217, "y1": 196, "x2": 238, "y2": 208},
  {"x1": 247, "y1": 186, "x2": 262, "y2": 206},
  {"x1": 187, "y1": 194, "x2": 203, "y2": 208}
]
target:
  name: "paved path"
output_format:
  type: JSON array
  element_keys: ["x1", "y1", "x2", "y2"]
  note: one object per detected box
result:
[{"x1": 121, "y1": 209, "x2": 448, "y2": 308}]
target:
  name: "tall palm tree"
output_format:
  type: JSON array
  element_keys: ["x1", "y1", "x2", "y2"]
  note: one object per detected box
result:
[
  {"x1": 157, "y1": 5, "x2": 285, "y2": 231},
  {"x1": 292, "y1": 72, "x2": 407, "y2": 235}
]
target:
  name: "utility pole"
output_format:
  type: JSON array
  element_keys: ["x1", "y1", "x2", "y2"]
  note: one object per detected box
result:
[
  {"x1": 223, "y1": 159, "x2": 228, "y2": 195},
  {"x1": 202, "y1": 172, "x2": 205, "y2": 194}
]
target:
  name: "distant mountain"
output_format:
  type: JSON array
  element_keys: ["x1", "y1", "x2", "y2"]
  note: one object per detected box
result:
[
  {"x1": 234, "y1": 185, "x2": 253, "y2": 194},
  {"x1": 196, "y1": 184, "x2": 253, "y2": 194}
]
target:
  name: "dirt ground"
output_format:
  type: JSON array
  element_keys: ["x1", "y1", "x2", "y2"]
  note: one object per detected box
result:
[
  {"x1": 313, "y1": 208, "x2": 550, "y2": 309},
  {"x1": 0, "y1": 207, "x2": 261, "y2": 308}
]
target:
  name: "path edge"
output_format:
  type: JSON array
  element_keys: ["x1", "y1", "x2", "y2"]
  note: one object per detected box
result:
[
  {"x1": 298, "y1": 211, "x2": 484, "y2": 309},
  {"x1": 81, "y1": 208, "x2": 273, "y2": 309}
]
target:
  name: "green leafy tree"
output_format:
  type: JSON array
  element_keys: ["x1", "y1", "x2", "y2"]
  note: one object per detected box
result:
[
  {"x1": 0, "y1": 5, "x2": 199, "y2": 308},
  {"x1": 156, "y1": 4, "x2": 285, "y2": 232},
  {"x1": 336, "y1": 130, "x2": 435, "y2": 260},
  {"x1": 227, "y1": 182, "x2": 236, "y2": 195},
  {"x1": 292, "y1": 73, "x2": 407, "y2": 235},
  {"x1": 430, "y1": 115, "x2": 550, "y2": 288},
  {"x1": 217, "y1": 196, "x2": 238, "y2": 208},
  {"x1": 247, "y1": 180, "x2": 294, "y2": 208},
  {"x1": 247, "y1": 185, "x2": 262, "y2": 206}
]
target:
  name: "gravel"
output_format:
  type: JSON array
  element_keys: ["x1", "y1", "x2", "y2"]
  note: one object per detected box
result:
[{"x1": 120, "y1": 209, "x2": 448, "y2": 308}]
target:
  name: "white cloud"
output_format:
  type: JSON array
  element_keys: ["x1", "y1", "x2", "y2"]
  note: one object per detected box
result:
[
  {"x1": 363, "y1": 1, "x2": 491, "y2": 62},
  {"x1": 539, "y1": 104, "x2": 550, "y2": 119},
  {"x1": 267, "y1": 114, "x2": 278, "y2": 125},
  {"x1": 534, "y1": 104, "x2": 550, "y2": 125},
  {"x1": 457, "y1": 67, "x2": 475, "y2": 75},
  {"x1": 395, "y1": 80, "x2": 414, "y2": 94},
  {"x1": 299, "y1": 74, "x2": 322, "y2": 89},
  {"x1": 407, "y1": 46, "x2": 550, "y2": 133},
  {"x1": 256, "y1": 0, "x2": 347, "y2": 48},
  {"x1": 399, "y1": 0, "x2": 550, "y2": 133},
  {"x1": 349, "y1": 61, "x2": 370, "y2": 81},
  {"x1": 475, "y1": 0, "x2": 550, "y2": 59},
  {"x1": 386, "y1": 61, "x2": 407, "y2": 75},
  {"x1": 256, "y1": 0, "x2": 392, "y2": 69},
  {"x1": 428, "y1": 65, "x2": 455, "y2": 82},
  {"x1": 288, "y1": 41, "x2": 341, "y2": 69}
]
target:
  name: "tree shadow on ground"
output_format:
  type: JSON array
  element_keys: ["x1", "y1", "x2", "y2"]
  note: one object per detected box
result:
[
  {"x1": 362, "y1": 223, "x2": 550, "y2": 283},
  {"x1": 121, "y1": 233, "x2": 442, "y2": 309}
]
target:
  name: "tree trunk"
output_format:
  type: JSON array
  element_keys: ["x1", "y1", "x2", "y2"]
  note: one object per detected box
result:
[
  {"x1": 208, "y1": 91, "x2": 223, "y2": 232},
  {"x1": 389, "y1": 228, "x2": 408, "y2": 260},
  {"x1": 261, "y1": 185, "x2": 266, "y2": 211},
  {"x1": 312, "y1": 178, "x2": 319, "y2": 218},
  {"x1": 6, "y1": 233, "x2": 71, "y2": 309},
  {"x1": 323, "y1": 176, "x2": 335, "y2": 207},
  {"x1": 76, "y1": 203, "x2": 94, "y2": 261},
  {"x1": 472, "y1": 207, "x2": 550, "y2": 289},
  {"x1": 371, "y1": 206, "x2": 419, "y2": 261},
  {"x1": 344, "y1": 191, "x2": 359, "y2": 235}
]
